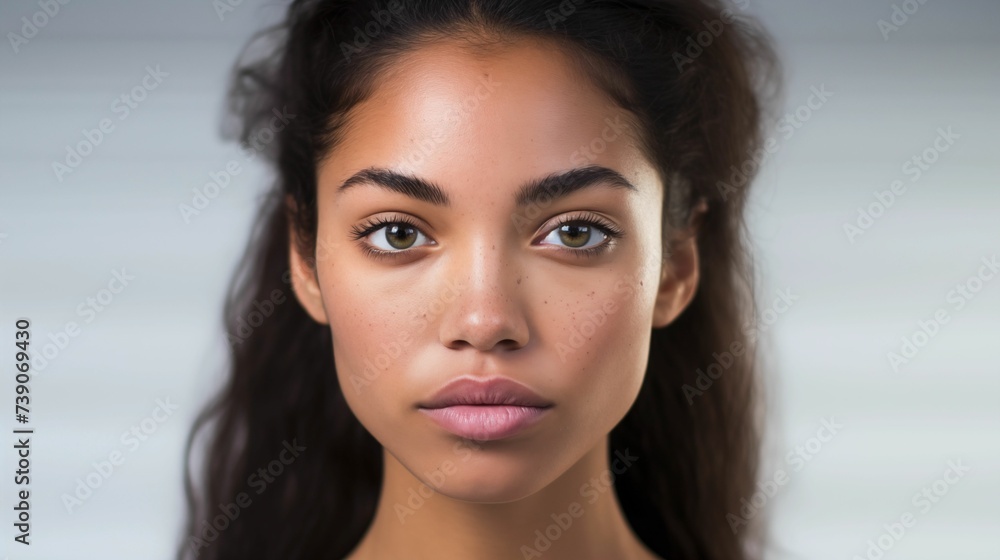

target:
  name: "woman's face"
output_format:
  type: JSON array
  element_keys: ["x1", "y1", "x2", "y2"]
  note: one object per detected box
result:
[{"x1": 290, "y1": 39, "x2": 697, "y2": 501}]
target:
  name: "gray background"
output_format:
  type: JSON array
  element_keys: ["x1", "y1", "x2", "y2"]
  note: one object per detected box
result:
[{"x1": 1, "y1": 0, "x2": 998, "y2": 558}]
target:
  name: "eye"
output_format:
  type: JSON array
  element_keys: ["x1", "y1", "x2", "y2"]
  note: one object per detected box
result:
[
  {"x1": 369, "y1": 222, "x2": 431, "y2": 251},
  {"x1": 350, "y1": 212, "x2": 623, "y2": 261},
  {"x1": 536, "y1": 212, "x2": 624, "y2": 256},
  {"x1": 540, "y1": 222, "x2": 607, "y2": 250},
  {"x1": 350, "y1": 215, "x2": 435, "y2": 258}
]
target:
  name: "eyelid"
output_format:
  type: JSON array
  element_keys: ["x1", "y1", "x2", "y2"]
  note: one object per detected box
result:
[
  {"x1": 529, "y1": 212, "x2": 624, "y2": 259},
  {"x1": 349, "y1": 214, "x2": 436, "y2": 261},
  {"x1": 534, "y1": 211, "x2": 624, "y2": 243},
  {"x1": 349, "y1": 213, "x2": 435, "y2": 242}
]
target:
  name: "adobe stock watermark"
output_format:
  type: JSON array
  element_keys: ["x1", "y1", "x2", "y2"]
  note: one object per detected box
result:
[
  {"x1": 179, "y1": 106, "x2": 295, "y2": 223},
  {"x1": 727, "y1": 417, "x2": 843, "y2": 533},
  {"x1": 843, "y1": 125, "x2": 958, "y2": 243},
  {"x1": 887, "y1": 254, "x2": 997, "y2": 372},
  {"x1": 718, "y1": 84, "x2": 834, "y2": 201},
  {"x1": 511, "y1": 111, "x2": 634, "y2": 236},
  {"x1": 394, "y1": 438, "x2": 485, "y2": 524},
  {"x1": 519, "y1": 449, "x2": 639, "y2": 559},
  {"x1": 878, "y1": 0, "x2": 932, "y2": 41},
  {"x1": 397, "y1": 74, "x2": 502, "y2": 169},
  {"x1": 569, "y1": 114, "x2": 633, "y2": 168},
  {"x1": 339, "y1": 0, "x2": 407, "y2": 62},
  {"x1": 7, "y1": 0, "x2": 72, "y2": 54},
  {"x1": 349, "y1": 277, "x2": 468, "y2": 394},
  {"x1": 227, "y1": 269, "x2": 292, "y2": 348},
  {"x1": 29, "y1": 267, "x2": 136, "y2": 372},
  {"x1": 61, "y1": 397, "x2": 179, "y2": 513},
  {"x1": 544, "y1": 0, "x2": 584, "y2": 29},
  {"x1": 52, "y1": 65, "x2": 168, "y2": 183},
  {"x1": 683, "y1": 287, "x2": 799, "y2": 403},
  {"x1": 852, "y1": 459, "x2": 969, "y2": 560},
  {"x1": 672, "y1": 0, "x2": 750, "y2": 72},
  {"x1": 843, "y1": 126, "x2": 958, "y2": 244},
  {"x1": 552, "y1": 252, "x2": 663, "y2": 364},
  {"x1": 187, "y1": 439, "x2": 306, "y2": 557},
  {"x1": 212, "y1": 0, "x2": 250, "y2": 22}
]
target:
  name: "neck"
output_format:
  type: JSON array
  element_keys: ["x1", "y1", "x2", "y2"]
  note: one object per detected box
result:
[{"x1": 345, "y1": 436, "x2": 656, "y2": 560}]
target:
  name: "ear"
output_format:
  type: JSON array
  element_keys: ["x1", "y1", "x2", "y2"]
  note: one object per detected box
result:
[
  {"x1": 651, "y1": 203, "x2": 704, "y2": 329},
  {"x1": 287, "y1": 200, "x2": 330, "y2": 325}
]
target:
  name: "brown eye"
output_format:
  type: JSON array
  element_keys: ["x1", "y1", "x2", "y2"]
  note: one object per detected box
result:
[
  {"x1": 541, "y1": 221, "x2": 609, "y2": 251},
  {"x1": 362, "y1": 220, "x2": 432, "y2": 252},
  {"x1": 558, "y1": 223, "x2": 592, "y2": 248},
  {"x1": 384, "y1": 224, "x2": 418, "y2": 249}
]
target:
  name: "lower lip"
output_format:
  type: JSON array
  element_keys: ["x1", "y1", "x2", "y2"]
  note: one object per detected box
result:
[{"x1": 418, "y1": 405, "x2": 551, "y2": 441}]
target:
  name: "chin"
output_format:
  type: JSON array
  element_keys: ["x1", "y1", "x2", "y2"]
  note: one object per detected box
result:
[
  {"x1": 428, "y1": 468, "x2": 551, "y2": 504},
  {"x1": 408, "y1": 443, "x2": 562, "y2": 503}
]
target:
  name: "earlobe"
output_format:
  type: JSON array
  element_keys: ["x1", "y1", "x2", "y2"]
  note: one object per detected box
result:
[
  {"x1": 651, "y1": 233, "x2": 700, "y2": 329},
  {"x1": 288, "y1": 223, "x2": 330, "y2": 325}
]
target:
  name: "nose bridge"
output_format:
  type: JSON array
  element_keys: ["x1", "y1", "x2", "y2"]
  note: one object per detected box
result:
[{"x1": 438, "y1": 233, "x2": 528, "y2": 351}]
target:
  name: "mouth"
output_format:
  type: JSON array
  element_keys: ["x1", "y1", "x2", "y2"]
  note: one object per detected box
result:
[
  {"x1": 418, "y1": 376, "x2": 554, "y2": 408},
  {"x1": 418, "y1": 404, "x2": 552, "y2": 441},
  {"x1": 417, "y1": 376, "x2": 554, "y2": 441}
]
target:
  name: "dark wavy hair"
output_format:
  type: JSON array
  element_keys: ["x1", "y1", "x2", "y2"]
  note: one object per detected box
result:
[{"x1": 177, "y1": 0, "x2": 781, "y2": 558}]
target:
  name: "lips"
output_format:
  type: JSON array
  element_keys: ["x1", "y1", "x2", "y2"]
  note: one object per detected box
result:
[
  {"x1": 417, "y1": 377, "x2": 553, "y2": 441},
  {"x1": 418, "y1": 377, "x2": 554, "y2": 409}
]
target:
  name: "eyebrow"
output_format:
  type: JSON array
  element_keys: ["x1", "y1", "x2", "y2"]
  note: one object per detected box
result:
[{"x1": 335, "y1": 165, "x2": 638, "y2": 208}]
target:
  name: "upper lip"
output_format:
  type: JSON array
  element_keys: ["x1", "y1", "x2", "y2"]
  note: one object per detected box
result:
[{"x1": 418, "y1": 377, "x2": 554, "y2": 409}]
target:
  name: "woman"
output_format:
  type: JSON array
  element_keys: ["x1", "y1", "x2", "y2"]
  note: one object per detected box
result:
[{"x1": 179, "y1": 0, "x2": 781, "y2": 558}]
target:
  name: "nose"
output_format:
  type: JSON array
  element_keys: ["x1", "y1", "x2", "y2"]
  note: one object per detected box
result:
[{"x1": 438, "y1": 239, "x2": 530, "y2": 353}]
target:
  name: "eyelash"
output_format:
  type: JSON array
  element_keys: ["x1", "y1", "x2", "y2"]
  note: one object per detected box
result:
[{"x1": 349, "y1": 212, "x2": 624, "y2": 261}]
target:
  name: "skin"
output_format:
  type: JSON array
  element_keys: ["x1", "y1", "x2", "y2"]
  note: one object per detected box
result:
[{"x1": 289, "y1": 37, "x2": 699, "y2": 560}]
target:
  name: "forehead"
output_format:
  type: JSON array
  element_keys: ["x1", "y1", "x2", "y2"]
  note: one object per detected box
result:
[{"x1": 319, "y1": 38, "x2": 657, "y2": 203}]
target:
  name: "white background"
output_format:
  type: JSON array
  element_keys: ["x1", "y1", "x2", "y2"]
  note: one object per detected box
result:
[{"x1": 1, "y1": 0, "x2": 998, "y2": 558}]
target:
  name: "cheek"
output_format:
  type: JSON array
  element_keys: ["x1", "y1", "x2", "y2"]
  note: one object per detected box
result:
[
  {"x1": 322, "y1": 273, "x2": 424, "y2": 426},
  {"x1": 541, "y1": 268, "x2": 658, "y2": 423}
]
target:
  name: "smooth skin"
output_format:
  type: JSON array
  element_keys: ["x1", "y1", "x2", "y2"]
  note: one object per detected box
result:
[{"x1": 289, "y1": 37, "x2": 699, "y2": 560}]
